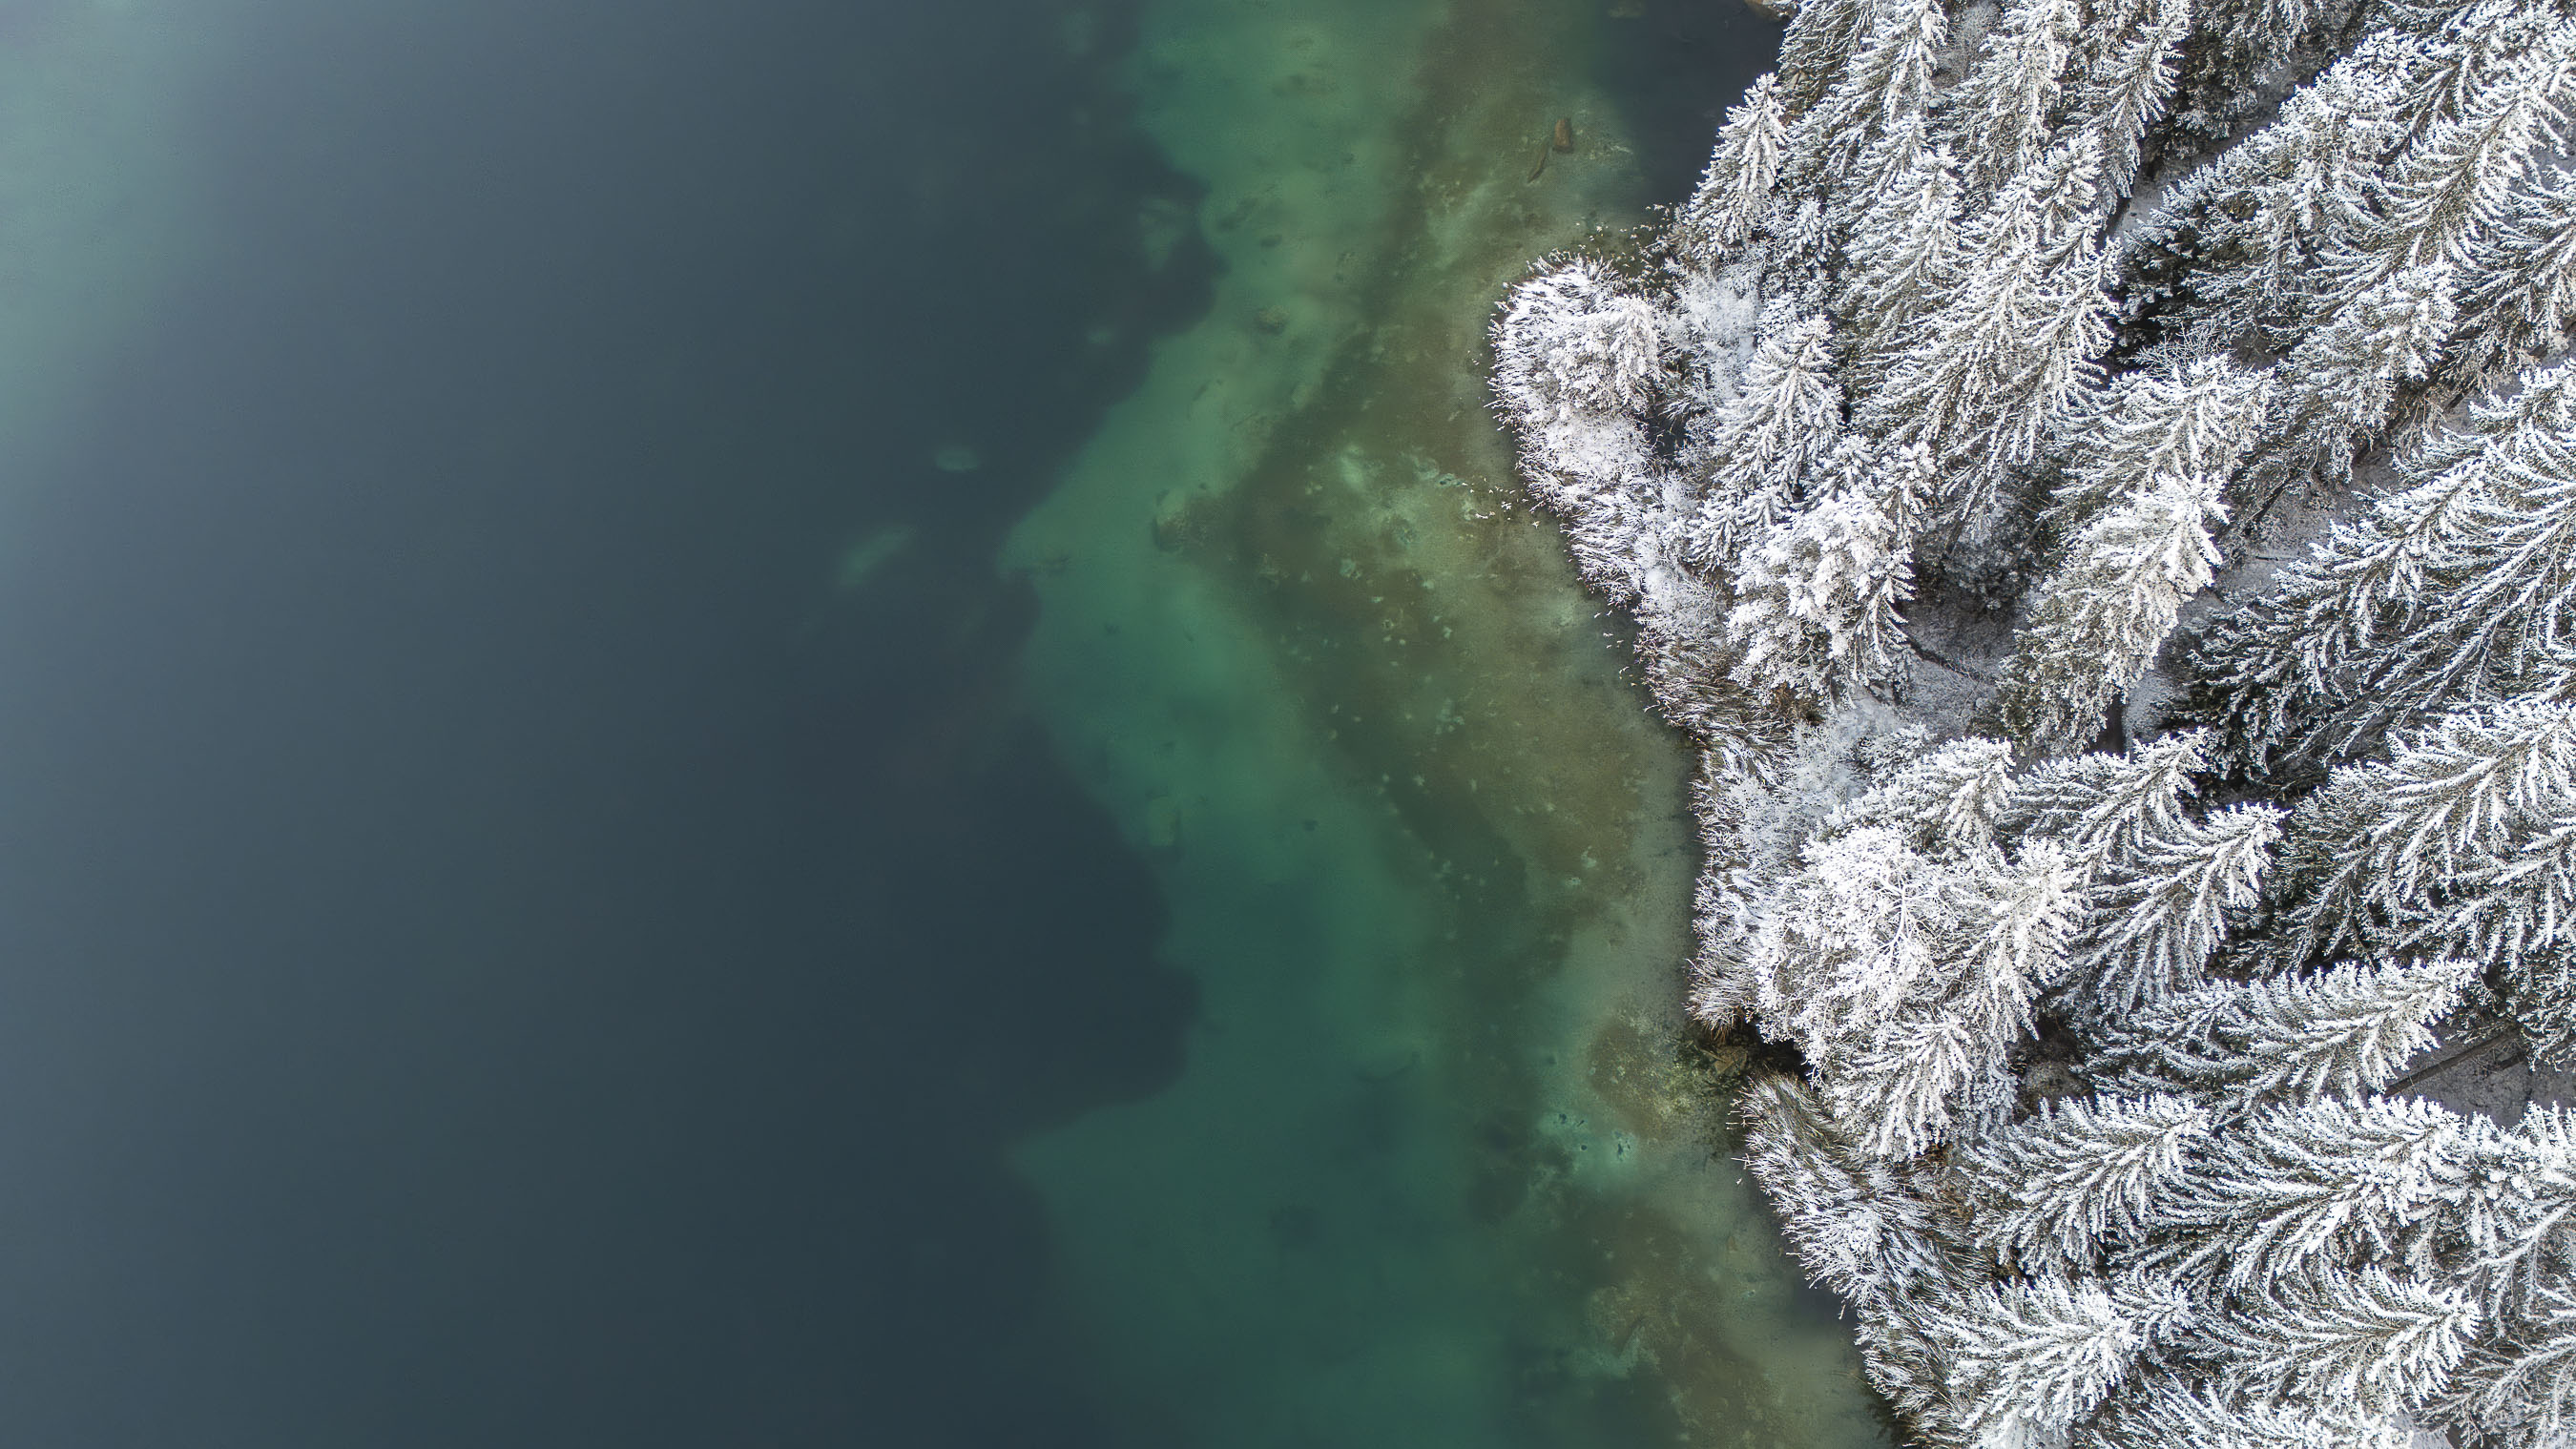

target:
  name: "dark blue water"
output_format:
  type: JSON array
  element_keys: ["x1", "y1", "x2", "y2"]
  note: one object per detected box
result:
[
  {"x1": 0, "y1": 1, "x2": 1850, "y2": 1444},
  {"x1": 0, "y1": 3, "x2": 1199, "y2": 1442}
]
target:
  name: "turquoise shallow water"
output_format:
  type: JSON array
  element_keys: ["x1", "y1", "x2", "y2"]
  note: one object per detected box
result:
[
  {"x1": 0, "y1": 0, "x2": 1878, "y2": 1442},
  {"x1": 1008, "y1": 0, "x2": 1884, "y2": 1442}
]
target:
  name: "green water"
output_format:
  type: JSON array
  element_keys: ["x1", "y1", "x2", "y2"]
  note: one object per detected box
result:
[
  {"x1": 0, "y1": 4, "x2": 191, "y2": 480},
  {"x1": 0, "y1": 1, "x2": 1888, "y2": 1441},
  {"x1": 1008, "y1": 0, "x2": 1885, "y2": 1441}
]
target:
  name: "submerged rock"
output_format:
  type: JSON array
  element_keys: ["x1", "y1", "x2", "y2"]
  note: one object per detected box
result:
[
  {"x1": 1142, "y1": 795, "x2": 1182, "y2": 850},
  {"x1": 833, "y1": 525, "x2": 918, "y2": 590}
]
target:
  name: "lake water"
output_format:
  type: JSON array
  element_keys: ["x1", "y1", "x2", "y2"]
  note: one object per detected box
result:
[{"x1": 0, "y1": 2, "x2": 1880, "y2": 1443}]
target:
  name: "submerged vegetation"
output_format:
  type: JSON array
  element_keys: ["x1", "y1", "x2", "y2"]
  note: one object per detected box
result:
[{"x1": 1492, "y1": 0, "x2": 2576, "y2": 1441}]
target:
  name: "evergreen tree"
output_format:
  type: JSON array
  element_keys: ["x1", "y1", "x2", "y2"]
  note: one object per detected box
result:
[
  {"x1": 2074, "y1": 1367, "x2": 2414, "y2": 1448},
  {"x1": 1955, "y1": 1094, "x2": 2212, "y2": 1272},
  {"x1": 1941, "y1": 0, "x2": 2086, "y2": 198},
  {"x1": 2463, "y1": 1104, "x2": 2576, "y2": 1321},
  {"x1": 2187, "y1": 359, "x2": 2576, "y2": 767},
  {"x1": 2396, "y1": 0, "x2": 2563, "y2": 135},
  {"x1": 2150, "y1": 1095, "x2": 2472, "y2": 1294},
  {"x1": 2315, "y1": 24, "x2": 2576, "y2": 309},
  {"x1": 1740, "y1": 1070, "x2": 1961, "y2": 1302},
  {"x1": 1922, "y1": 839, "x2": 2083, "y2": 1123},
  {"x1": 2433, "y1": 1282, "x2": 2576, "y2": 1445},
  {"x1": 2043, "y1": 360, "x2": 2273, "y2": 535},
  {"x1": 2263, "y1": 701, "x2": 2576, "y2": 1055},
  {"x1": 2067, "y1": 0, "x2": 2190, "y2": 192},
  {"x1": 1999, "y1": 729, "x2": 2207, "y2": 866},
  {"x1": 1492, "y1": 259, "x2": 1666, "y2": 421},
  {"x1": 1727, "y1": 440, "x2": 1917, "y2": 700},
  {"x1": 1922, "y1": 1276, "x2": 2143, "y2": 1447},
  {"x1": 2245, "y1": 262, "x2": 2456, "y2": 497},
  {"x1": 2088, "y1": 958, "x2": 2473, "y2": 1104},
  {"x1": 1864, "y1": 145, "x2": 2112, "y2": 532},
  {"x1": 2119, "y1": 37, "x2": 2410, "y2": 349},
  {"x1": 1679, "y1": 75, "x2": 1789, "y2": 263},
  {"x1": 2193, "y1": 1267, "x2": 2480, "y2": 1414},
  {"x1": 1825, "y1": 735, "x2": 2016, "y2": 860},
  {"x1": 1997, "y1": 455, "x2": 2230, "y2": 747},
  {"x1": 1686, "y1": 310, "x2": 1842, "y2": 569},
  {"x1": 2447, "y1": 169, "x2": 2576, "y2": 390},
  {"x1": 1791, "y1": 0, "x2": 1947, "y2": 196},
  {"x1": 1742, "y1": 807, "x2": 2074, "y2": 1159},
  {"x1": 1743, "y1": 825, "x2": 1950, "y2": 1110},
  {"x1": 1775, "y1": 0, "x2": 1872, "y2": 114},
  {"x1": 2060, "y1": 802, "x2": 2285, "y2": 1025},
  {"x1": 1838, "y1": 141, "x2": 1964, "y2": 356},
  {"x1": 2192, "y1": 0, "x2": 2322, "y2": 76},
  {"x1": 2315, "y1": 427, "x2": 2576, "y2": 752}
]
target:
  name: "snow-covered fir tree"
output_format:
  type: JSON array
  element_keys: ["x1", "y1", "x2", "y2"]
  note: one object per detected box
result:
[
  {"x1": 1488, "y1": 0, "x2": 2576, "y2": 1438},
  {"x1": 1952, "y1": 1092, "x2": 2212, "y2": 1273},
  {"x1": 2088, "y1": 957, "x2": 2474, "y2": 1103}
]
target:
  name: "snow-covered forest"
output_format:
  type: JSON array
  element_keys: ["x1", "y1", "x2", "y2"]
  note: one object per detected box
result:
[{"x1": 1491, "y1": 0, "x2": 2576, "y2": 1442}]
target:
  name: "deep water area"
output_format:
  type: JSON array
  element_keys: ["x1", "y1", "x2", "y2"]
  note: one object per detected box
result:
[{"x1": 0, "y1": 1, "x2": 1875, "y2": 1445}]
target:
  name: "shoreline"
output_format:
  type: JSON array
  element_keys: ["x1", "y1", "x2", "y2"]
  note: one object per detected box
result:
[{"x1": 1004, "y1": 0, "x2": 1878, "y2": 1442}]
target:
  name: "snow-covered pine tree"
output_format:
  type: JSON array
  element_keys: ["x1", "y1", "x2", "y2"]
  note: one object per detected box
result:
[
  {"x1": 1837, "y1": 142, "x2": 1964, "y2": 360},
  {"x1": 2296, "y1": 427, "x2": 2576, "y2": 750},
  {"x1": 1488, "y1": 258, "x2": 1672, "y2": 601},
  {"x1": 1735, "y1": 734, "x2": 2079, "y2": 1158},
  {"x1": 1997, "y1": 728, "x2": 2206, "y2": 865},
  {"x1": 2263, "y1": 700, "x2": 2576, "y2": 1057},
  {"x1": 1824, "y1": 733, "x2": 2015, "y2": 859},
  {"x1": 2147, "y1": 1095, "x2": 2472, "y2": 1294},
  {"x1": 2312, "y1": 22, "x2": 2576, "y2": 313},
  {"x1": 1907, "y1": 839, "x2": 2081, "y2": 1138},
  {"x1": 1489, "y1": 258, "x2": 1663, "y2": 531},
  {"x1": 2445, "y1": 169, "x2": 2576, "y2": 392},
  {"x1": 2072, "y1": 1368, "x2": 2414, "y2": 1449},
  {"x1": 1685, "y1": 309, "x2": 1841, "y2": 569},
  {"x1": 1861, "y1": 142, "x2": 2112, "y2": 535},
  {"x1": 2066, "y1": 0, "x2": 2189, "y2": 193},
  {"x1": 2462, "y1": 1104, "x2": 2576, "y2": 1321},
  {"x1": 2431, "y1": 1283, "x2": 2576, "y2": 1449},
  {"x1": 1686, "y1": 716, "x2": 1905, "y2": 1025},
  {"x1": 2241, "y1": 262, "x2": 2455, "y2": 500},
  {"x1": 2042, "y1": 359, "x2": 2273, "y2": 535},
  {"x1": 2117, "y1": 36, "x2": 2409, "y2": 353},
  {"x1": 1953, "y1": 1093, "x2": 2212, "y2": 1273},
  {"x1": 2185, "y1": 357, "x2": 2576, "y2": 767},
  {"x1": 1739, "y1": 1069, "x2": 1963, "y2": 1302},
  {"x1": 1920, "y1": 1275, "x2": 2142, "y2": 1446},
  {"x1": 1742, "y1": 824, "x2": 1953, "y2": 1128},
  {"x1": 1740, "y1": 827, "x2": 1991, "y2": 1158},
  {"x1": 2191, "y1": 1267, "x2": 2481, "y2": 1416},
  {"x1": 2406, "y1": 1108, "x2": 2576, "y2": 1439},
  {"x1": 2189, "y1": 0, "x2": 2323, "y2": 80},
  {"x1": 1485, "y1": 0, "x2": 2576, "y2": 1437},
  {"x1": 2395, "y1": 0, "x2": 2565, "y2": 135},
  {"x1": 2087, "y1": 958, "x2": 2473, "y2": 1103},
  {"x1": 2057, "y1": 802, "x2": 2283, "y2": 1025},
  {"x1": 1939, "y1": 0, "x2": 2085, "y2": 199},
  {"x1": 1678, "y1": 74, "x2": 1788, "y2": 264},
  {"x1": 1774, "y1": 0, "x2": 1871, "y2": 114},
  {"x1": 1727, "y1": 438, "x2": 1917, "y2": 700},
  {"x1": 1995, "y1": 448, "x2": 2229, "y2": 747},
  {"x1": 1790, "y1": 0, "x2": 1947, "y2": 199}
]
